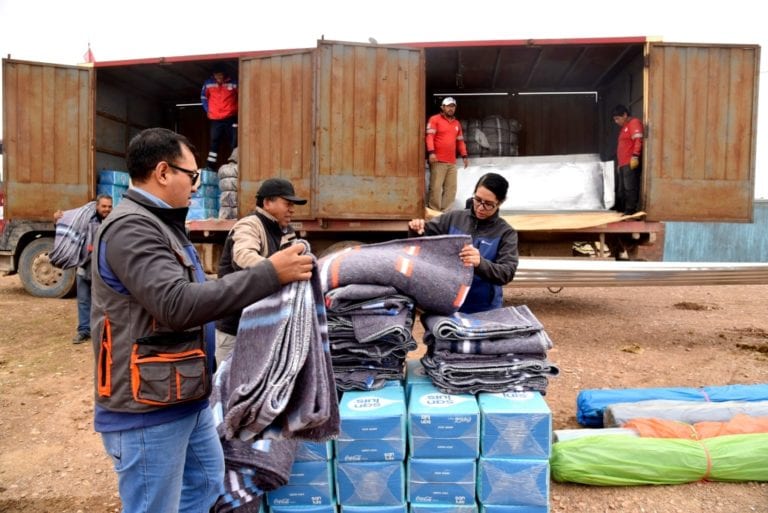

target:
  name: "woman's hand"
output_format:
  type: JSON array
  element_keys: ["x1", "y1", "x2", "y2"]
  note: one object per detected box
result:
[{"x1": 459, "y1": 243, "x2": 481, "y2": 267}]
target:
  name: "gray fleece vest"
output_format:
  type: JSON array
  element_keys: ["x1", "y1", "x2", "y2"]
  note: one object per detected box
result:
[{"x1": 91, "y1": 198, "x2": 209, "y2": 413}]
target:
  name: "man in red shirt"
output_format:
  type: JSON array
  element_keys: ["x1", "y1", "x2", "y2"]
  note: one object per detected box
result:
[
  {"x1": 612, "y1": 104, "x2": 644, "y2": 215},
  {"x1": 425, "y1": 97, "x2": 469, "y2": 211},
  {"x1": 201, "y1": 63, "x2": 238, "y2": 169}
]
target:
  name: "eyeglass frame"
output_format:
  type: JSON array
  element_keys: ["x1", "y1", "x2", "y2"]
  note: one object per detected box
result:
[
  {"x1": 472, "y1": 195, "x2": 499, "y2": 210},
  {"x1": 166, "y1": 162, "x2": 200, "y2": 185}
]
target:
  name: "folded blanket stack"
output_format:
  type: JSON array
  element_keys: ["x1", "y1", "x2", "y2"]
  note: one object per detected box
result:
[
  {"x1": 211, "y1": 240, "x2": 340, "y2": 512},
  {"x1": 317, "y1": 235, "x2": 474, "y2": 391},
  {"x1": 420, "y1": 305, "x2": 559, "y2": 394},
  {"x1": 325, "y1": 284, "x2": 417, "y2": 390}
]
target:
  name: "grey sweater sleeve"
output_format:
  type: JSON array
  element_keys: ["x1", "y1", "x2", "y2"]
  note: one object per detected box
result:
[
  {"x1": 104, "y1": 216, "x2": 281, "y2": 331},
  {"x1": 476, "y1": 226, "x2": 519, "y2": 285}
]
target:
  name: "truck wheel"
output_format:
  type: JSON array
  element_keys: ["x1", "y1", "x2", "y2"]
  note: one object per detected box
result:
[
  {"x1": 319, "y1": 240, "x2": 363, "y2": 258},
  {"x1": 18, "y1": 237, "x2": 76, "y2": 298}
]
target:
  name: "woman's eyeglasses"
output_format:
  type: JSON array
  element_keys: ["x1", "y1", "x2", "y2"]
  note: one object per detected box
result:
[
  {"x1": 167, "y1": 162, "x2": 200, "y2": 185},
  {"x1": 472, "y1": 196, "x2": 499, "y2": 210}
]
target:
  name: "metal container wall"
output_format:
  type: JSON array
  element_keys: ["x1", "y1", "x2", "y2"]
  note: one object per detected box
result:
[
  {"x1": 2, "y1": 60, "x2": 92, "y2": 219},
  {"x1": 663, "y1": 201, "x2": 768, "y2": 262}
]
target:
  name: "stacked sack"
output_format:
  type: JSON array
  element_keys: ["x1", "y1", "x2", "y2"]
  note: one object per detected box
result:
[
  {"x1": 218, "y1": 147, "x2": 239, "y2": 220},
  {"x1": 420, "y1": 305, "x2": 559, "y2": 395}
]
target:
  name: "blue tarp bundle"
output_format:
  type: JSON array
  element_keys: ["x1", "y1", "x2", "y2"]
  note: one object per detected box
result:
[{"x1": 577, "y1": 384, "x2": 768, "y2": 427}]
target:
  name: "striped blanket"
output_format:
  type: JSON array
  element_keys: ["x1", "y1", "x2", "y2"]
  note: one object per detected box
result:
[
  {"x1": 318, "y1": 235, "x2": 473, "y2": 315},
  {"x1": 49, "y1": 201, "x2": 97, "y2": 269},
  {"x1": 223, "y1": 240, "x2": 340, "y2": 442}
]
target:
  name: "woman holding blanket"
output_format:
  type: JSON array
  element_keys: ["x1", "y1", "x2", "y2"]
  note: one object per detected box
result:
[{"x1": 409, "y1": 172, "x2": 519, "y2": 313}]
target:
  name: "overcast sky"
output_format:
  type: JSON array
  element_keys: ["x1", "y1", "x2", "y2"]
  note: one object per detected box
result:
[{"x1": 1, "y1": 0, "x2": 767, "y2": 196}]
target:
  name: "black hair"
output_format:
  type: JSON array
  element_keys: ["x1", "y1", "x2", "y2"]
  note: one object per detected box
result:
[
  {"x1": 126, "y1": 128, "x2": 196, "y2": 182},
  {"x1": 211, "y1": 62, "x2": 227, "y2": 74},
  {"x1": 612, "y1": 104, "x2": 630, "y2": 117},
  {"x1": 474, "y1": 172, "x2": 508, "y2": 203},
  {"x1": 95, "y1": 194, "x2": 113, "y2": 202}
]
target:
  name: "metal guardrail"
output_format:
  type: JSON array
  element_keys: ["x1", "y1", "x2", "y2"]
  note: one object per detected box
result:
[{"x1": 508, "y1": 258, "x2": 768, "y2": 287}]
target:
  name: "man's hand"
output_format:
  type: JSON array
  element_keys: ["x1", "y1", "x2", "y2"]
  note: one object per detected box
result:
[
  {"x1": 268, "y1": 243, "x2": 313, "y2": 284},
  {"x1": 630, "y1": 156, "x2": 640, "y2": 170},
  {"x1": 462, "y1": 156, "x2": 469, "y2": 169},
  {"x1": 53, "y1": 210, "x2": 64, "y2": 223},
  {"x1": 408, "y1": 219, "x2": 426, "y2": 235},
  {"x1": 428, "y1": 153, "x2": 437, "y2": 165}
]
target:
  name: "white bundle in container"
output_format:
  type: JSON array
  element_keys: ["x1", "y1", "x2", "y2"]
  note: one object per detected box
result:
[{"x1": 481, "y1": 115, "x2": 511, "y2": 157}]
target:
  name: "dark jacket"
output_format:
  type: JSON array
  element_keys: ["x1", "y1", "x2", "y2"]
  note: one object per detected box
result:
[{"x1": 412, "y1": 206, "x2": 518, "y2": 313}]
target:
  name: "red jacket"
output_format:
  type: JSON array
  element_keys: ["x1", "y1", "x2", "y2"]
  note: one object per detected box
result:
[
  {"x1": 426, "y1": 114, "x2": 468, "y2": 164},
  {"x1": 200, "y1": 75, "x2": 238, "y2": 120},
  {"x1": 617, "y1": 117, "x2": 643, "y2": 166}
]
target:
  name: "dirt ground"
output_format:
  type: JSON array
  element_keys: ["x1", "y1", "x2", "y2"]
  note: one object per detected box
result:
[{"x1": 0, "y1": 272, "x2": 767, "y2": 513}]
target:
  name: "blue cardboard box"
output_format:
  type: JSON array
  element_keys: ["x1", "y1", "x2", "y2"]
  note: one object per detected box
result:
[
  {"x1": 405, "y1": 359, "x2": 432, "y2": 400},
  {"x1": 337, "y1": 386, "x2": 406, "y2": 462},
  {"x1": 480, "y1": 506, "x2": 549, "y2": 513},
  {"x1": 408, "y1": 384, "x2": 479, "y2": 459},
  {"x1": 96, "y1": 184, "x2": 128, "y2": 206},
  {"x1": 477, "y1": 457, "x2": 549, "y2": 508},
  {"x1": 271, "y1": 505, "x2": 337, "y2": 513},
  {"x1": 335, "y1": 461, "x2": 405, "y2": 506},
  {"x1": 295, "y1": 441, "x2": 334, "y2": 461},
  {"x1": 342, "y1": 505, "x2": 407, "y2": 513},
  {"x1": 411, "y1": 504, "x2": 479, "y2": 513},
  {"x1": 266, "y1": 461, "x2": 335, "y2": 507},
  {"x1": 478, "y1": 391, "x2": 552, "y2": 459},
  {"x1": 407, "y1": 458, "x2": 476, "y2": 505}
]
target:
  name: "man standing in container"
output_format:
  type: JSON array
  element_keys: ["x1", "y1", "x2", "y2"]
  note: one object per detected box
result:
[
  {"x1": 201, "y1": 63, "x2": 238, "y2": 170},
  {"x1": 90, "y1": 127, "x2": 313, "y2": 513},
  {"x1": 425, "y1": 97, "x2": 469, "y2": 211},
  {"x1": 611, "y1": 104, "x2": 644, "y2": 216}
]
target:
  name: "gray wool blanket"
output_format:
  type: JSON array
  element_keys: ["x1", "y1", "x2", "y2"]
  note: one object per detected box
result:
[
  {"x1": 422, "y1": 305, "x2": 544, "y2": 339},
  {"x1": 223, "y1": 240, "x2": 339, "y2": 442},
  {"x1": 325, "y1": 284, "x2": 413, "y2": 316},
  {"x1": 210, "y1": 359, "x2": 299, "y2": 512},
  {"x1": 318, "y1": 234, "x2": 474, "y2": 315},
  {"x1": 420, "y1": 351, "x2": 560, "y2": 395},
  {"x1": 426, "y1": 331, "x2": 552, "y2": 355}
]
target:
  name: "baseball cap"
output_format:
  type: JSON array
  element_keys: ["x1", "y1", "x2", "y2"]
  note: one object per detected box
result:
[
  {"x1": 256, "y1": 178, "x2": 307, "y2": 204},
  {"x1": 441, "y1": 97, "x2": 457, "y2": 106}
]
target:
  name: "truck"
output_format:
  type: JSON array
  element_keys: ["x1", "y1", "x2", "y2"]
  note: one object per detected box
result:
[{"x1": 1, "y1": 37, "x2": 760, "y2": 297}]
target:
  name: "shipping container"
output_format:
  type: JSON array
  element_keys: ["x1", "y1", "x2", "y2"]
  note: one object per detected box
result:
[{"x1": 1, "y1": 37, "x2": 760, "y2": 296}]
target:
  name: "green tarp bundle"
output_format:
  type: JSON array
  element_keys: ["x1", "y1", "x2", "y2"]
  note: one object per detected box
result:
[{"x1": 551, "y1": 433, "x2": 768, "y2": 485}]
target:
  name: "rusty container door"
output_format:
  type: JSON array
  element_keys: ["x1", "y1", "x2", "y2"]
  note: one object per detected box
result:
[
  {"x1": 644, "y1": 43, "x2": 759, "y2": 222},
  {"x1": 315, "y1": 41, "x2": 424, "y2": 219},
  {"x1": 2, "y1": 59, "x2": 93, "y2": 220},
  {"x1": 238, "y1": 50, "x2": 315, "y2": 218}
]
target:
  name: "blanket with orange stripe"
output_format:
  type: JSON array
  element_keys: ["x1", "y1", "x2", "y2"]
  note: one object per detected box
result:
[{"x1": 318, "y1": 235, "x2": 474, "y2": 315}]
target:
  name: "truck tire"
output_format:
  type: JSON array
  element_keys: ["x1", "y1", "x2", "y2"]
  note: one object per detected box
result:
[{"x1": 18, "y1": 237, "x2": 76, "y2": 298}]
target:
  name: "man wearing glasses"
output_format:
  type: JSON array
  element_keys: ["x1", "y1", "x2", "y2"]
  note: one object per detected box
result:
[
  {"x1": 215, "y1": 177, "x2": 307, "y2": 363},
  {"x1": 89, "y1": 128, "x2": 313, "y2": 513},
  {"x1": 409, "y1": 172, "x2": 518, "y2": 313}
]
